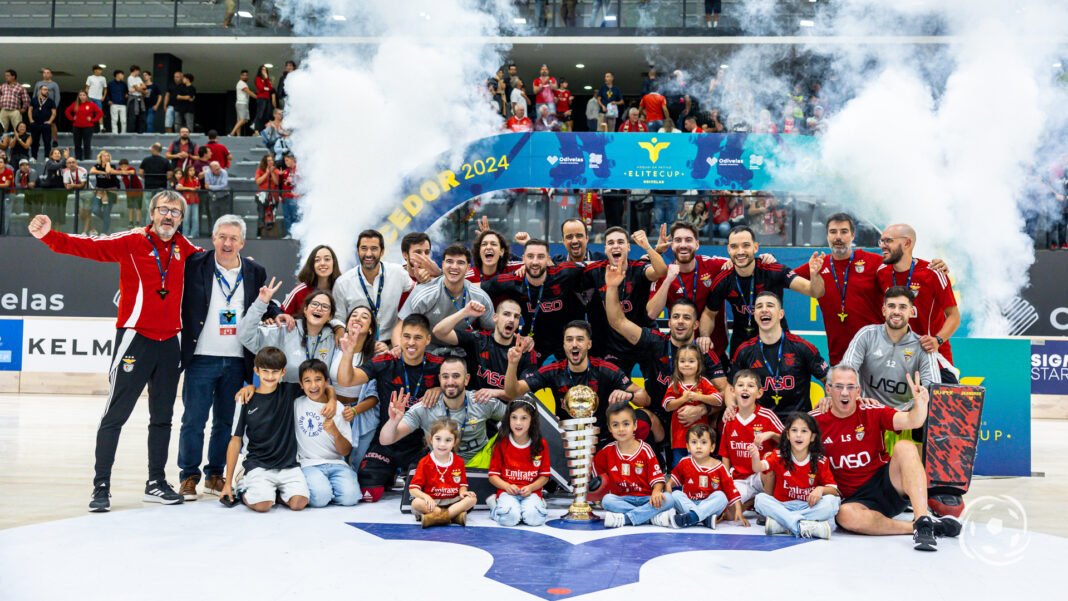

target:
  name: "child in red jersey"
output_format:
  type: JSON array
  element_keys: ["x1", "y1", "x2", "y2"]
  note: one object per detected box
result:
[
  {"x1": 488, "y1": 398, "x2": 552, "y2": 527},
  {"x1": 593, "y1": 402, "x2": 675, "y2": 528},
  {"x1": 719, "y1": 370, "x2": 783, "y2": 505},
  {"x1": 662, "y1": 344, "x2": 723, "y2": 470},
  {"x1": 749, "y1": 412, "x2": 840, "y2": 539},
  {"x1": 408, "y1": 418, "x2": 476, "y2": 528},
  {"x1": 666, "y1": 424, "x2": 748, "y2": 529}
]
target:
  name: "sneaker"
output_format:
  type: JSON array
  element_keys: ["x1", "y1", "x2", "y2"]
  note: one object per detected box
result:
[
  {"x1": 1060, "y1": 244, "x2": 1067, "y2": 250},
  {"x1": 913, "y1": 515, "x2": 938, "y2": 551},
  {"x1": 703, "y1": 515, "x2": 717, "y2": 529},
  {"x1": 603, "y1": 511, "x2": 626, "y2": 528},
  {"x1": 798, "y1": 520, "x2": 832, "y2": 540},
  {"x1": 934, "y1": 515, "x2": 962, "y2": 538},
  {"x1": 89, "y1": 484, "x2": 111, "y2": 513},
  {"x1": 203, "y1": 475, "x2": 225, "y2": 496},
  {"x1": 179, "y1": 476, "x2": 199, "y2": 501},
  {"x1": 929, "y1": 493, "x2": 965, "y2": 518},
  {"x1": 765, "y1": 517, "x2": 788, "y2": 535},
  {"x1": 651, "y1": 509, "x2": 678, "y2": 529},
  {"x1": 144, "y1": 480, "x2": 184, "y2": 505}
]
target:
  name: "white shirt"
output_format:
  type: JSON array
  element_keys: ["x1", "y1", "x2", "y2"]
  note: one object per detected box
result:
[
  {"x1": 235, "y1": 80, "x2": 250, "y2": 106},
  {"x1": 127, "y1": 75, "x2": 144, "y2": 98},
  {"x1": 62, "y1": 167, "x2": 87, "y2": 186},
  {"x1": 510, "y1": 88, "x2": 528, "y2": 115},
  {"x1": 332, "y1": 261, "x2": 414, "y2": 343},
  {"x1": 294, "y1": 395, "x2": 353, "y2": 467},
  {"x1": 194, "y1": 261, "x2": 245, "y2": 358},
  {"x1": 85, "y1": 75, "x2": 107, "y2": 100}
]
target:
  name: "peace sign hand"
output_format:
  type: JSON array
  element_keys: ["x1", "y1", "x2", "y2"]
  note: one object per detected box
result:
[
  {"x1": 906, "y1": 371, "x2": 928, "y2": 405},
  {"x1": 258, "y1": 277, "x2": 282, "y2": 303}
]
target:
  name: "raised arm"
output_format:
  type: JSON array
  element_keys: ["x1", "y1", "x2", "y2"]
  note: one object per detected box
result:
[
  {"x1": 432, "y1": 301, "x2": 486, "y2": 346},
  {"x1": 632, "y1": 230, "x2": 667, "y2": 281},
  {"x1": 894, "y1": 372, "x2": 930, "y2": 431},
  {"x1": 335, "y1": 334, "x2": 371, "y2": 388},
  {"x1": 504, "y1": 337, "x2": 535, "y2": 399},
  {"x1": 30, "y1": 216, "x2": 126, "y2": 262},
  {"x1": 646, "y1": 263, "x2": 679, "y2": 320},
  {"x1": 787, "y1": 252, "x2": 826, "y2": 299},
  {"x1": 604, "y1": 262, "x2": 643, "y2": 345},
  {"x1": 377, "y1": 391, "x2": 415, "y2": 447}
]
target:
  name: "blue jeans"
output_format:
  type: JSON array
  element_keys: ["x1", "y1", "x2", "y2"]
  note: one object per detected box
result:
[
  {"x1": 492, "y1": 493, "x2": 548, "y2": 526},
  {"x1": 91, "y1": 191, "x2": 115, "y2": 233},
  {"x1": 647, "y1": 120, "x2": 663, "y2": 132},
  {"x1": 652, "y1": 194, "x2": 677, "y2": 231},
  {"x1": 671, "y1": 490, "x2": 727, "y2": 522},
  {"x1": 178, "y1": 355, "x2": 245, "y2": 481},
  {"x1": 710, "y1": 220, "x2": 730, "y2": 240},
  {"x1": 349, "y1": 425, "x2": 375, "y2": 470},
  {"x1": 165, "y1": 105, "x2": 175, "y2": 129},
  {"x1": 1, "y1": 193, "x2": 10, "y2": 235},
  {"x1": 303, "y1": 463, "x2": 361, "y2": 507},
  {"x1": 282, "y1": 199, "x2": 298, "y2": 236},
  {"x1": 145, "y1": 108, "x2": 157, "y2": 133},
  {"x1": 754, "y1": 493, "x2": 841, "y2": 536},
  {"x1": 185, "y1": 202, "x2": 200, "y2": 237},
  {"x1": 602, "y1": 493, "x2": 674, "y2": 525}
]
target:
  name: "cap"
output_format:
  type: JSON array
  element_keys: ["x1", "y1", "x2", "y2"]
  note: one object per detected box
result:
[{"x1": 19, "y1": 159, "x2": 29, "y2": 165}]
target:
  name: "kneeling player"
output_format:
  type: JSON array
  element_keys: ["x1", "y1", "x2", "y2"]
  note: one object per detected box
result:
[
  {"x1": 667, "y1": 424, "x2": 748, "y2": 529},
  {"x1": 592, "y1": 403, "x2": 676, "y2": 528},
  {"x1": 719, "y1": 370, "x2": 783, "y2": 505}
]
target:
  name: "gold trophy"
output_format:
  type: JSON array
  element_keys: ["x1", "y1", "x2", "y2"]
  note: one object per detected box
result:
[{"x1": 561, "y1": 385, "x2": 600, "y2": 522}]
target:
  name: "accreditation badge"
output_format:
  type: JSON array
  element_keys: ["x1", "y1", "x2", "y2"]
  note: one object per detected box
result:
[{"x1": 219, "y1": 309, "x2": 237, "y2": 336}]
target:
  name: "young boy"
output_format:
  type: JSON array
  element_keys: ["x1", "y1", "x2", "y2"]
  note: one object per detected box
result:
[
  {"x1": 593, "y1": 402, "x2": 675, "y2": 528},
  {"x1": 666, "y1": 424, "x2": 748, "y2": 529},
  {"x1": 294, "y1": 359, "x2": 360, "y2": 507},
  {"x1": 220, "y1": 348, "x2": 334, "y2": 512},
  {"x1": 719, "y1": 370, "x2": 784, "y2": 505}
]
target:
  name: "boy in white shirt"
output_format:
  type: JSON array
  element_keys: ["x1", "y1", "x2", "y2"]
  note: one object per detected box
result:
[{"x1": 294, "y1": 359, "x2": 361, "y2": 506}]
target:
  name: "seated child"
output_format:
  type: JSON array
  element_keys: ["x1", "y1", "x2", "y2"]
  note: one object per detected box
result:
[
  {"x1": 662, "y1": 344, "x2": 723, "y2": 469},
  {"x1": 488, "y1": 398, "x2": 552, "y2": 527},
  {"x1": 294, "y1": 359, "x2": 360, "y2": 507},
  {"x1": 719, "y1": 369, "x2": 783, "y2": 505},
  {"x1": 593, "y1": 402, "x2": 675, "y2": 528},
  {"x1": 749, "y1": 412, "x2": 840, "y2": 539},
  {"x1": 666, "y1": 424, "x2": 748, "y2": 529},
  {"x1": 408, "y1": 418, "x2": 477, "y2": 528},
  {"x1": 219, "y1": 347, "x2": 335, "y2": 512}
]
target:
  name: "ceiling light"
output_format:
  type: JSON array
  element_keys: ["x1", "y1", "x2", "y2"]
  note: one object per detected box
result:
[
  {"x1": 605, "y1": 15, "x2": 617, "y2": 21},
  {"x1": 264, "y1": 63, "x2": 274, "y2": 69},
  {"x1": 583, "y1": 85, "x2": 592, "y2": 90},
  {"x1": 332, "y1": 15, "x2": 346, "y2": 21},
  {"x1": 799, "y1": 19, "x2": 814, "y2": 27},
  {"x1": 513, "y1": 17, "x2": 526, "y2": 24},
  {"x1": 575, "y1": 63, "x2": 585, "y2": 69},
  {"x1": 720, "y1": 65, "x2": 729, "y2": 69},
  {"x1": 236, "y1": 10, "x2": 252, "y2": 18},
  {"x1": 21, "y1": 83, "x2": 30, "y2": 88},
  {"x1": 1054, "y1": 62, "x2": 1063, "y2": 68},
  {"x1": 98, "y1": 64, "x2": 106, "y2": 68}
]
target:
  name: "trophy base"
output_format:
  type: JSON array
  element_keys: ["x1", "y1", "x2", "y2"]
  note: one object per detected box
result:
[{"x1": 562, "y1": 502, "x2": 601, "y2": 523}]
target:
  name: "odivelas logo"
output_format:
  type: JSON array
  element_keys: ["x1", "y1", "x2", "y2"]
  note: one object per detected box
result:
[{"x1": 0, "y1": 288, "x2": 64, "y2": 312}]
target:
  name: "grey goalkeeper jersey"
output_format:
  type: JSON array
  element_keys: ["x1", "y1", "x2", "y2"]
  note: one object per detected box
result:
[{"x1": 841, "y1": 325, "x2": 940, "y2": 409}]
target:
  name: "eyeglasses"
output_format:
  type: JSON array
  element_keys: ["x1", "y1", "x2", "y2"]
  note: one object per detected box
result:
[
  {"x1": 830, "y1": 384, "x2": 860, "y2": 392},
  {"x1": 308, "y1": 301, "x2": 332, "y2": 311},
  {"x1": 156, "y1": 207, "x2": 184, "y2": 218},
  {"x1": 878, "y1": 236, "x2": 906, "y2": 246}
]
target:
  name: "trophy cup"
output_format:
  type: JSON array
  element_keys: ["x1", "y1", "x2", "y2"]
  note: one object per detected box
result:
[{"x1": 561, "y1": 385, "x2": 600, "y2": 522}]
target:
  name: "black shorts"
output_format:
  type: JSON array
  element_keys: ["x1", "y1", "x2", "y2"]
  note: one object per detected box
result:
[
  {"x1": 357, "y1": 438, "x2": 426, "y2": 488},
  {"x1": 841, "y1": 463, "x2": 908, "y2": 519},
  {"x1": 705, "y1": 0, "x2": 722, "y2": 13}
]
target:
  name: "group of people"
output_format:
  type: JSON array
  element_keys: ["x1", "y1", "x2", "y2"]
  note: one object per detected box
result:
[{"x1": 27, "y1": 189, "x2": 965, "y2": 551}]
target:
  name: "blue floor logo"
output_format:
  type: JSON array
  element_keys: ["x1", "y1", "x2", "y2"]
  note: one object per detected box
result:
[{"x1": 349, "y1": 522, "x2": 809, "y2": 599}]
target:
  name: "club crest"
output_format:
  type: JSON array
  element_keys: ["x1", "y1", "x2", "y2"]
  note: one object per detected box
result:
[
  {"x1": 121, "y1": 356, "x2": 136, "y2": 373},
  {"x1": 634, "y1": 461, "x2": 644, "y2": 475},
  {"x1": 855, "y1": 425, "x2": 865, "y2": 441},
  {"x1": 854, "y1": 260, "x2": 865, "y2": 273},
  {"x1": 452, "y1": 469, "x2": 462, "y2": 484}
]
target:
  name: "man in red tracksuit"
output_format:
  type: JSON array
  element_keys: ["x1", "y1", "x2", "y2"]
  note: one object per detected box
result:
[{"x1": 28, "y1": 189, "x2": 200, "y2": 512}]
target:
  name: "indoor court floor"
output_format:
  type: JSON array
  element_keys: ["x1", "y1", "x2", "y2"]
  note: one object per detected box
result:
[{"x1": 1, "y1": 394, "x2": 1064, "y2": 600}]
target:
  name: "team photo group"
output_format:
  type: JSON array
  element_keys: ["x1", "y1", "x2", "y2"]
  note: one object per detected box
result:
[{"x1": 26, "y1": 185, "x2": 966, "y2": 552}]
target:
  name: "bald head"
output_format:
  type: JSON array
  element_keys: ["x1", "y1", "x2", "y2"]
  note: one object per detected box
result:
[
  {"x1": 884, "y1": 223, "x2": 916, "y2": 244},
  {"x1": 880, "y1": 223, "x2": 917, "y2": 266}
]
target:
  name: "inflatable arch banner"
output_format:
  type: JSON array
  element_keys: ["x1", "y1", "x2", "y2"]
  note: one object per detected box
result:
[{"x1": 377, "y1": 132, "x2": 829, "y2": 244}]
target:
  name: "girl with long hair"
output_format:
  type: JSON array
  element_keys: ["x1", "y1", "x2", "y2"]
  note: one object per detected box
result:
[
  {"x1": 329, "y1": 305, "x2": 389, "y2": 470},
  {"x1": 175, "y1": 164, "x2": 202, "y2": 236},
  {"x1": 282, "y1": 244, "x2": 342, "y2": 315},
  {"x1": 408, "y1": 418, "x2": 477, "y2": 528},
  {"x1": 487, "y1": 397, "x2": 551, "y2": 527},
  {"x1": 467, "y1": 228, "x2": 520, "y2": 282},
  {"x1": 662, "y1": 344, "x2": 722, "y2": 469}
]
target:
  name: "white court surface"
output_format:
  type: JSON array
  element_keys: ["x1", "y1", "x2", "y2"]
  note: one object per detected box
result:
[{"x1": 1, "y1": 394, "x2": 1066, "y2": 599}]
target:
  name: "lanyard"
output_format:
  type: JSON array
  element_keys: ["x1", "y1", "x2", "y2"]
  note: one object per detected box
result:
[
  {"x1": 567, "y1": 364, "x2": 590, "y2": 389},
  {"x1": 303, "y1": 328, "x2": 325, "y2": 361},
  {"x1": 760, "y1": 337, "x2": 785, "y2": 405},
  {"x1": 894, "y1": 259, "x2": 917, "y2": 289},
  {"x1": 402, "y1": 357, "x2": 426, "y2": 399},
  {"x1": 828, "y1": 251, "x2": 851, "y2": 322},
  {"x1": 152, "y1": 239, "x2": 176, "y2": 299},
  {"x1": 733, "y1": 273, "x2": 755, "y2": 333},
  {"x1": 444, "y1": 282, "x2": 471, "y2": 329},
  {"x1": 675, "y1": 263, "x2": 699, "y2": 303},
  {"x1": 524, "y1": 278, "x2": 544, "y2": 337},
  {"x1": 357, "y1": 267, "x2": 384, "y2": 338},
  {"x1": 213, "y1": 265, "x2": 243, "y2": 306},
  {"x1": 444, "y1": 396, "x2": 469, "y2": 443}
]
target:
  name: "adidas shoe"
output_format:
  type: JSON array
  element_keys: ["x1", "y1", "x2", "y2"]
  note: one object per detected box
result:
[
  {"x1": 89, "y1": 483, "x2": 111, "y2": 513},
  {"x1": 703, "y1": 515, "x2": 717, "y2": 529},
  {"x1": 929, "y1": 494, "x2": 965, "y2": 518},
  {"x1": 934, "y1": 515, "x2": 962, "y2": 538},
  {"x1": 144, "y1": 480, "x2": 184, "y2": 505},
  {"x1": 651, "y1": 509, "x2": 678, "y2": 528},
  {"x1": 765, "y1": 517, "x2": 788, "y2": 535},
  {"x1": 798, "y1": 520, "x2": 832, "y2": 540},
  {"x1": 603, "y1": 511, "x2": 626, "y2": 528},
  {"x1": 913, "y1": 515, "x2": 938, "y2": 551}
]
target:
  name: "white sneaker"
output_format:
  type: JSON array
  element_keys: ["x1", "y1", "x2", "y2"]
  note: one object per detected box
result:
[
  {"x1": 603, "y1": 511, "x2": 626, "y2": 528},
  {"x1": 765, "y1": 517, "x2": 789, "y2": 535},
  {"x1": 651, "y1": 509, "x2": 678, "y2": 529},
  {"x1": 799, "y1": 520, "x2": 832, "y2": 540},
  {"x1": 486, "y1": 495, "x2": 497, "y2": 511}
]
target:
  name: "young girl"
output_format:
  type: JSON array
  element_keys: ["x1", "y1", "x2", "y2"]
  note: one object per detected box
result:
[
  {"x1": 175, "y1": 164, "x2": 202, "y2": 237},
  {"x1": 331, "y1": 305, "x2": 385, "y2": 471},
  {"x1": 665, "y1": 424, "x2": 748, "y2": 529},
  {"x1": 487, "y1": 398, "x2": 552, "y2": 527},
  {"x1": 662, "y1": 345, "x2": 723, "y2": 469},
  {"x1": 282, "y1": 244, "x2": 342, "y2": 315},
  {"x1": 719, "y1": 370, "x2": 783, "y2": 506},
  {"x1": 749, "y1": 412, "x2": 840, "y2": 540},
  {"x1": 409, "y1": 418, "x2": 477, "y2": 528}
]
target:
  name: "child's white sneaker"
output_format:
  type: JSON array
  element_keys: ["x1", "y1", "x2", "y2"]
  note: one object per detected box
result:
[
  {"x1": 765, "y1": 517, "x2": 789, "y2": 535},
  {"x1": 603, "y1": 511, "x2": 626, "y2": 528},
  {"x1": 651, "y1": 508, "x2": 678, "y2": 529},
  {"x1": 799, "y1": 520, "x2": 832, "y2": 540}
]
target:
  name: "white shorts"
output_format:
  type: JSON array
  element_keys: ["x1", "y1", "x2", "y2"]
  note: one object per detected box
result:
[
  {"x1": 241, "y1": 467, "x2": 309, "y2": 505},
  {"x1": 733, "y1": 473, "x2": 764, "y2": 504},
  {"x1": 236, "y1": 103, "x2": 250, "y2": 121}
]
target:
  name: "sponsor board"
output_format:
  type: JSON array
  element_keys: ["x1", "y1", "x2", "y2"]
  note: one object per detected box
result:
[
  {"x1": 0, "y1": 319, "x2": 23, "y2": 371},
  {"x1": 1031, "y1": 338, "x2": 1068, "y2": 395},
  {"x1": 20, "y1": 319, "x2": 117, "y2": 373}
]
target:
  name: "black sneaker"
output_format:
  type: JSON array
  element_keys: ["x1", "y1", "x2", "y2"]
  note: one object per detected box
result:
[
  {"x1": 89, "y1": 484, "x2": 111, "y2": 513},
  {"x1": 934, "y1": 515, "x2": 962, "y2": 538},
  {"x1": 913, "y1": 515, "x2": 938, "y2": 551},
  {"x1": 144, "y1": 480, "x2": 184, "y2": 505}
]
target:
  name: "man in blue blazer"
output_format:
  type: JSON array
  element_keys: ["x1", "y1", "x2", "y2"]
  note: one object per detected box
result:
[{"x1": 178, "y1": 214, "x2": 280, "y2": 500}]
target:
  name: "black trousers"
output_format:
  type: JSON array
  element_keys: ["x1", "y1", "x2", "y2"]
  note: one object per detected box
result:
[
  {"x1": 72, "y1": 126, "x2": 93, "y2": 161},
  {"x1": 94, "y1": 329, "x2": 181, "y2": 487}
]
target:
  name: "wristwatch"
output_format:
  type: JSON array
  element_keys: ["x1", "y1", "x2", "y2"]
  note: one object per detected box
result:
[{"x1": 935, "y1": 336, "x2": 944, "y2": 346}]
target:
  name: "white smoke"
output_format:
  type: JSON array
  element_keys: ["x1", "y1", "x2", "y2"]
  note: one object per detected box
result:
[{"x1": 279, "y1": 0, "x2": 513, "y2": 268}]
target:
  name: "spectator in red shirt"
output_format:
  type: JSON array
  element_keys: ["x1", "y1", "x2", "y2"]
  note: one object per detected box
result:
[
  {"x1": 203, "y1": 129, "x2": 232, "y2": 169},
  {"x1": 65, "y1": 90, "x2": 104, "y2": 160},
  {"x1": 555, "y1": 78, "x2": 573, "y2": 130},
  {"x1": 275, "y1": 153, "x2": 298, "y2": 237},
  {"x1": 754, "y1": 109, "x2": 778, "y2": 134},
  {"x1": 532, "y1": 63, "x2": 557, "y2": 115},
  {"x1": 618, "y1": 108, "x2": 649, "y2": 133},
  {"x1": 253, "y1": 65, "x2": 275, "y2": 133},
  {"x1": 176, "y1": 165, "x2": 203, "y2": 237},
  {"x1": 639, "y1": 91, "x2": 668, "y2": 132},
  {"x1": 505, "y1": 104, "x2": 533, "y2": 133},
  {"x1": 254, "y1": 154, "x2": 279, "y2": 237},
  {"x1": 683, "y1": 116, "x2": 705, "y2": 133},
  {"x1": 117, "y1": 157, "x2": 144, "y2": 226},
  {"x1": 166, "y1": 127, "x2": 198, "y2": 171}
]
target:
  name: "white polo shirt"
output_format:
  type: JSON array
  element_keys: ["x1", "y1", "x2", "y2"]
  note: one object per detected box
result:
[
  {"x1": 194, "y1": 261, "x2": 245, "y2": 358},
  {"x1": 332, "y1": 261, "x2": 413, "y2": 343}
]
